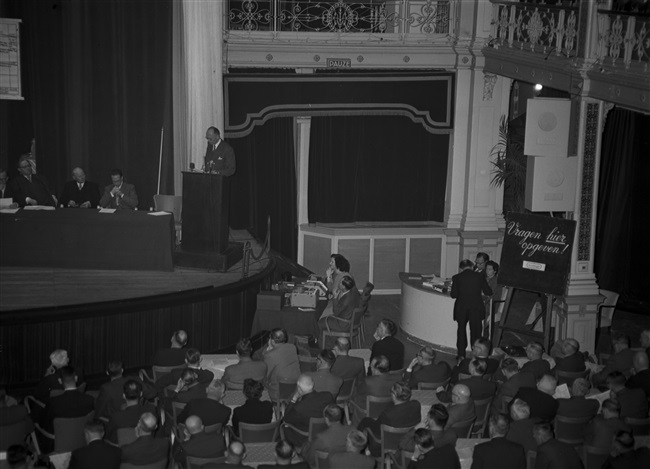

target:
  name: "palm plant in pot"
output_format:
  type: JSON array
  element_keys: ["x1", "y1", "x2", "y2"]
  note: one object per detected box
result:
[{"x1": 490, "y1": 115, "x2": 527, "y2": 214}]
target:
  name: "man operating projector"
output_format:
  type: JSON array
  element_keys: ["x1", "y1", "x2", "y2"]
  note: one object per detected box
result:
[{"x1": 204, "y1": 126, "x2": 236, "y2": 176}]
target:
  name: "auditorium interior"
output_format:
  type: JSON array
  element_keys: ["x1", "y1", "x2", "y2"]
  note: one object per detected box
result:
[{"x1": 1, "y1": 0, "x2": 649, "y2": 400}]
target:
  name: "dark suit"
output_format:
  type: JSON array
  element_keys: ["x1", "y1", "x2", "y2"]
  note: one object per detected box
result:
[
  {"x1": 614, "y1": 386, "x2": 648, "y2": 418},
  {"x1": 626, "y1": 368, "x2": 650, "y2": 398},
  {"x1": 177, "y1": 398, "x2": 232, "y2": 428},
  {"x1": 95, "y1": 376, "x2": 130, "y2": 420},
  {"x1": 471, "y1": 437, "x2": 526, "y2": 469},
  {"x1": 283, "y1": 391, "x2": 334, "y2": 446},
  {"x1": 172, "y1": 430, "x2": 226, "y2": 467},
  {"x1": 439, "y1": 376, "x2": 496, "y2": 403},
  {"x1": 151, "y1": 348, "x2": 187, "y2": 367},
  {"x1": 513, "y1": 387, "x2": 558, "y2": 422},
  {"x1": 327, "y1": 451, "x2": 376, "y2": 469},
  {"x1": 232, "y1": 398, "x2": 274, "y2": 436},
  {"x1": 446, "y1": 400, "x2": 476, "y2": 428},
  {"x1": 402, "y1": 361, "x2": 451, "y2": 389},
  {"x1": 40, "y1": 389, "x2": 95, "y2": 433},
  {"x1": 0, "y1": 182, "x2": 15, "y2": 199},
  {"x1": 592, "y1": 348, "x2": 635, "y2": 385},
  {"x1": 305, "y1": 370, "x2": 343, "y2": 398},
  {"x1": 506, "y1": 418, "x2": 540, "y2": 454},
  {"x1": 556, "y1": 396, "x2": 599, "y2": 420},
  {"x1": 331, "y1": 354, "x2": 366, "y2": 385},
  {"x1": 353, "y1": 372, "x2": 400, "y2": 408},
  {"x1": 222, "y1": 358, "x2": 267, "y2": 389},
  {"x1": 121, "y1": 434, "x2": 169, "y2": 465},
  {"x1": 10, "y1": 174, "x2": 56, "y2": 207},
  {"x1": 453, "y1": 357, "x2": 501, "y2": 382},
  {"x1": 521, "y1": 359, "x2": 551, "y2": 381},
  {"x1": 552, "y1": 352, "x2": 586, "y2": 373},
  {"x1": 155, "y1": 367, "x2": 214, "y2": 391},
  {"x1": 602, "y1": 447, "x2": 650, "y2": 469},
  {"x1": 534, "y1": 438, "x2": 583, "y2": 469},
  {"x1": 399, "y1": 427, "x2": 457, "y2": 452},
  {"x1": 59, "y1": 180, "x2": 101, "y2": 208},
  {"x1": 450, "y1": 269, "x2": 492, "y2": 357},
  {"x1": 492, "y1": 371, "x2": 536, "y2": 414},
  {"x1": 407, "y1": 444, "x2": 461, "y2": 469},
  {"x1": 369, "y1": 336, "x2": 405, "y2": 372},
  {"x1": 359, "y1": 400, "x2": 421, "y2": 456},
  {"x1": 106, "y1": 403, "x2": 157, "y2": 443},
  {"x1": 99, "y1": 182, "x2": 138, "y2": 210},
  {"x1": 0, "y1": 404, "x2": 34, "y2": 445},
  {"x1": 263, "y1": 343, "x2": 301, "y2": 400},
  {"x1": 301, "y1": 422, "x2": 355, "y2": 467},
  {"x1": 205, "y1": 140, "x2": 236, "y2": 176},
  {"x1": 319, "y1": 288, "x2": 362, "y2": 332},
  {"x1": 584, "y1": 415, "x2": 630, "y2": 449},
  {"x1": 69, "y1": 438, "x2": 122, "y2": 469}
]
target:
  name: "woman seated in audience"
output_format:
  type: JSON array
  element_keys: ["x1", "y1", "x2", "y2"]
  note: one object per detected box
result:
[{"x1": 231, "y1": 378, "x2": 274, "y2": 436}]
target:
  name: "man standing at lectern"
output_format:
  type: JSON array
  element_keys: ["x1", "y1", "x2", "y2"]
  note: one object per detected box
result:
[{"x1": 204, "y1": 126, "x2": 236, "y2": 176}]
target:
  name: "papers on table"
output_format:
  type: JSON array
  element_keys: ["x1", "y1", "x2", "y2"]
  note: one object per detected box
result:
[
  {"x1": 0, "y1": 197, "x2": 14, "y2": 208},
  {"x1": 0, "y1": 208, "x2": 19, "y2": 214},
  {"x1": 99, "y1": 208, "x2": 116, "y2": 213},
  {"x1": 147, "y1": 211, "x2": 171, "y2": 216},
  {"x1": 23, "y1": 205, "x2": 55, "y2": 210},
  {"x1": 553, "y1": 383, "x2": 571, "y2": 399}
]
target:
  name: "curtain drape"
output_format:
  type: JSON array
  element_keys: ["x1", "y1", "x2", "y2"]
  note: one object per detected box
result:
[
  {"x1": 229, "y1": 118, "x2": 297, "y2": 260},
  {"x1": 308, "y1": 115, "x2": 449, "y2": 223},
  {"x1": 595, "y1": 108, "x2": 650, "y2": 303}
]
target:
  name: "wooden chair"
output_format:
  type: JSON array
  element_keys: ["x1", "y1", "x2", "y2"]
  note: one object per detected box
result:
[
  {"x1": 280, "y1": 417, "x2": 328, "y2": 442},
  {"x1": 555, "y1": 369, "x2": 590, "y2": 387},
  {"x1": 298, "y1": 354, "x2": 318, "y2": 373},
  {"x1": 336, "y1": 377, "x2": 357, "y2": 424},
  {"x1": 366, "y1": 424, "x2": 414, "y2": 468},
  {"x1": 315, "y1": 449, "x2": 330, "y2": 469},
  {"x1": 186, "y1": 455, "x2": 226, "y2": 469},
  {"x1": 164, "y1": 400, "x2": 187, "y2": 426},
  {"x1": 498, "y1": 394, "x2": 514, "y2": 414},
  {"x1": 624, "y1": 416, "x2": 650, "y2": 436},
  {"x1": 321, "y1": 308, "x2": 364, "y2": 350},
  {"x1": 120, "y1": 460, "x2": 168, "y2": 469},
  {"x1": 116, "y1": 427, "x2": 137, "y2": 446},
  {"x1": 35, "y1": 411, "x2": 94, "y2": 453},
  {"x1": 238, "y1": 421, "x2": 279, "y2": 443},
  {"x1": 24, "y1": 395, "x2": 45, "y2": 415},
  {"x1": 139, "y1": 364, "x2": 184, "y2": 384},
  {"x1": 449, "y1": 416, "x2": 476, "y2": 439},
  {"x1": 0, "y1": 420, "x2": 36, "y2": 451},
  {"x1": 359, "y1": 282, "x2": 375, "y2": 339},
  {"x1": 554, "y1": 414, "x2": 593, "y2": 446},
  {"x1": 154, "y1": 194, "x2": 183, "y2": 244},
  {"x1": 273, "y1": 380, "x2": 298, "y2": 420},
  {"x1": 583, "y1": 445, "x2": 610, "y2": 469},
  {"x1": 50, "y1": 382, "x2": 87, "y2": 397},
  {"x1": 350, "y1": 395, "x2": 393, "y2": 421},
  {"x1": 470, "y1": 396, "x2": 494, "y2": 438},
  {"x1": 417, "y1": 377, "x2": 450, "y2": 391}
]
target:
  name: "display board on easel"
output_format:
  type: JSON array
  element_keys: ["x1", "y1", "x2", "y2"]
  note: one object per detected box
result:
[{"x1": 494, "y1": 212, "x2": 576, "y2": 351}]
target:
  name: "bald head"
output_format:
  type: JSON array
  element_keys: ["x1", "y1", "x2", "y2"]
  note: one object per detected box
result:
[
  {"x1": 227, "y1": 440, "x2": 246, "y2": 462},
  {"x1": 334, "y1": 338, "x2": 351, "y2": 355},
  {"x1": 137, "y1": 412, "x2": 157, "y2": 435},
  {"x1": 633, "y1": 351, "x2": 649, "y2": 371},
  {"x1": 297, "y1": 374, "x2": 314, "y2": 393},
  {"x1": 185, "y1": 415, "x2": 204, "y2": 435},
  {"x1": 452, "y1": 384, "x2": 471, "y2": 403},
  {"x1": 537, "y1": 374, "x2": 557, "y2": 396}
]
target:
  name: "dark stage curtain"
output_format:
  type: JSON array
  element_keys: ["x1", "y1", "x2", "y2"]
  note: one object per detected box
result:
[
  {"x1": 3, "y1": 0, "x2": 174, "y2": 206},
  {"x1": 308, "y1": 115, "x2": 449, "y2": 223},
  {"x1": 595, "y1": 108, "x2": 650, "y2": 305},
  {"x1": 229, "y1": 118, "x2": 297, "y2": 260}
]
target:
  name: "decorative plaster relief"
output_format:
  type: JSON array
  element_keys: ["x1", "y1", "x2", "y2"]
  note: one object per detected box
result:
[{"x1": 483, "y1": 73, "x2": 498, "y2": 101}]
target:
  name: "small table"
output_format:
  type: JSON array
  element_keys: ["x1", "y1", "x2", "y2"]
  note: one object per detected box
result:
[
  {"x1": 411, "y1": 389, "x2": 442, "y2": 423},
  {"x1": 201, "y1": 354, "x2": 239, "y2": 380}
]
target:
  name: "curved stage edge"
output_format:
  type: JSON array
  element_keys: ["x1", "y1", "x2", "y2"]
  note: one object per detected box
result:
[{"x1": 0, "y1": 258, "x2": 276, "y2": 387}]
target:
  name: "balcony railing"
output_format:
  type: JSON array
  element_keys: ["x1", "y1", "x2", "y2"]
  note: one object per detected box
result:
[
  {"x1": 227, "y1": 0, "x2": 451, "y2": 36},
  {"x1": 596, "y1": 9, "x2": 650, "y2": 70}
]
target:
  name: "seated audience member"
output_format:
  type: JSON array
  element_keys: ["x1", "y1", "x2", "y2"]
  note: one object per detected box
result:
[
  {"x1": 209, "y1": 440, "x2": 253, "y2": 469},
  {"x1": 302, "y1": 404, "x2": 354, "y2": 467},
  {"x1": 452, "y1": 337, "x2": 500, "y2": 381},
  {"x1": 512, "y1": 373, "x2": 559, "y2": 422},
  {"x1": 471, "y1": 414, "x2": 526, "y2": 469},
  {"x1": 172, "y1": 415, "x2": 226, "y2": 467},
  {"x1": 556, "y1": 377, "x2": 599, "y2": 420},
  {"x1": 552, "y1": 338, "x2": 586, "y2": 373},
  {"x1": 602, "y1": 430, "x2": 650, "y2": 469},
  {"x1": 10, "y1": 156, "x2": 56, "y2": 207},
  {"x1": 282, "y1": 374, "x2": 334, "y2": 448},
  {"x1": 69, "y1": 419, "x2": 121, "y2": 469},
  {"x1": 325, "y1": 254, "x2": 353, "y2": 298},
  {"x1": 0, "y1": 385, "x2": 34, "y2": 441},
  {"x1": 584, "y1": 399, "x2": 630, "y2": 449},
  {"x1": 306, "y1": 349, "x2": 343, "y2": 398},
  {"x1": 262, "y1": 328, "x2": 301, "y2": 401},
  {"x1": 0, "y1": 168, "x2": 18, "y2": 206},
  {"x1": 120, "y1": 412, "x2": 169, "y2": 465},
  {"x1": 506, "y1": 398, "x2": 539, "y2": 454},
  {"x1": 402, "y1": 345, "x2": 451, "y2": 389},
  {"x1": 178, "y1": 379, "x2": 231, "y2": 429},
  {"x1": 593, "y1": 332, "x2": 635, "y2": 386},
  {"x1": 439, "y1": 358, "x2": 496, "y2": 403},
  {"x1": 59, "y1": 166, "x2": 101, "y2": 208},
  {"x1": 95, "y1": 360, "x2": 129, "y2": 420},
  {"x1": 399, "y1": 403, "x2": 457, "y2": 452},
  {"x1": 152, "y1": 330, "x2": 188, "y2": 367},
  {"x1": 155, "y1": 348, "x2": 214, "y2": 392},
  {"x1": 330, "y1": 337, "x2": 365, "y2": 384},
  {"x1": 520, "y1": 342, "x2": 551, "y2": 381},
  {"x1": 408, "y1": 428, "x2": 461, "y2": 469},
  {"x1": 34, "y1": 348, "x2": 79, "y2": 404},
  {"x1": 40, "y1": 366, "x2": 94, "y2": 434},
  {"x1": 258, "y1": 439, "x2": 309, "y2": 469},
  {"x1": 358, "y1": 381, "x2": 421, "y2": 456},
  {"x1": 369, "y1": 318, "x2": 405, "y2": 373},
  {"x1": 532, "y1": 421, "x2": 584, "y2": 469},
  {"x1": 446, "y1": 383, "x2": 476, "y2": 428},
  {"x1": 222, "y1": 338, "x2": 267, "y2": 389},
  {"x1": 606, "y1": 371, "x2": 648, "y2": 418},
  {"x1": 99, "y1": 168, "x2": 138, "y2": 210},
  {"x1": 351, "y1": 355, "x2": 400, "y2": 426},
  {"x1": 640, "y1": 329, "x2": 650, "y2": 356},
  {"x1": 626, "y1": 350, "x2": 650, "y2": 398},
  {"x1": 318, "y1": 275, "x2": 361, "y2": 336},
  {"x1": 491, "y1": 358, "x2": 535, "y2": 415},
  {"x1": 326, "y1": 430, "x2": 376, "y2": 469},
  {"x1": 106, "y1": 379, "x2": 156, "y2": 443},
  {"x1": 168, "y1": 368, "x2": 208, "y2": 404},
  {"x1": 231, "y1": 379, "x2": 274, "y2": 436}
]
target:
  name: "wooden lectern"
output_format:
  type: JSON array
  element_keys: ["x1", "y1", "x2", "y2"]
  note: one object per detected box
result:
[{"x1": 176, "y1": 171, "x2": 242, "y2": 271}]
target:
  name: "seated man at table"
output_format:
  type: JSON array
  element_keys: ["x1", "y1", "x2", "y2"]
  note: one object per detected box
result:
[
  {"x1": 99, "y1": 168, "x2": 138, "y2": 210},
  {"x1": 533, "y1": 421, "x2": 584, "y2": 469},
  {"x1": 505, "y1": 398, "x2": 539, "y2": 455},
  {"x1": 351, "y1": 355, "x2": 401, "y2": 426},
  {"x1": 556, "y1": 377, "x2": 599, "y2": 420},
  {"x1": 282, "y1": 374, "x2": 334, "y2": 449},
  {"x1": 445, "y1": 383, "x2": 476, "y2": 429},
  {"x1": 399, "y1": 403, "x2": 457, "y2": 452},
  {"x1": 263, "y1": 328, "x2": 301, "y2": 401},
  {"x1": 151, "y1": 330, "x2": 188, "y2": 367},
  {"x1": 172, "y1": 415, "x2": 226, "y2": 467},
  {"x1": 584, "y1": 398, "x2": 630, "y2": 450},
  {"x1": 306, "y1": 349, "x2": 343, "y2": 398},
  {"x1": 0, "y1": 168, "x2": 18, "y2": 206},
  {"x1": 155, "y1": 348, "x2": 214, "y2": 393},
  {"x1": 223, "y1": 337, "x2": 268, "y2": 390},
  {"x1": 369, "y1": 319, "x2": 404, "y2": 373},
  {"x1": 177, "y1": 379, "x2": 231, "y2": 428},
  {"x1": 451, "y1": 337, "x2": 500, "y2": 382},
  {"x1": 626, "y1": 350, "x2": 650, "y2": 398},
  {"x1": 302, "y1": 404, "x2": 354, "y2": 467},
  {"x1": 327, "y1": 430, "x2": 376, "y2": 469},
  {"x1": 318, "y1": 275, "x2": 361, "y2": 334},
  {"x1": 121, "y1": 412, "x2": 169, "y2": 466},
  {"x1": 512, "y1": 374, "x2": 559, "y2": 422},
  {"x1": 606, "y1": 371, "x2": 648, "y2": 418},
  {"x1": 358, "y1": 381, "x2": 421, "y2": 456},
  {"x1": 59, "y1": 166, "x2": 101, "y2": 208},
  {"x1": 330, "y1": 337, "x2": 365, "y2": 384},
  {"x1": 593, "y1": 332, "x2": 635, "y2": 387},
  {"x1": 491, "y1": 357, "x2": 536, "y2": 415},
  {"x1": 10, "y1": 156, "x2": 56, "y2": 207},
  {"x1": 471, "y1": 413, "x2": 526, "y2": 469},
  {"x1": 407, "y1": 428, "x2": 460, "y2": 469},
  {"x1": 259, "y1": 439, "x2": 309, "y2": 469},
  {"x1": 231, "y1": 379, "x2": 274, "y2": 437},
  {"x1": 439, "y1": 358, "x2": 496, "y2": 404},
  {"x1": 402, "y1": 345, "x2": 451, "y2": 390},
  {"x1": 520, "y1": 342, "x2": 551, "y2": 381},
  {"x1": 552, "y1": 338, "x2": 586, "y2": 373}
]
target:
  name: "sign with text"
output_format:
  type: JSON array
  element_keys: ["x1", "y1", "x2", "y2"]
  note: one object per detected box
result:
[
  {"x1": 327, "y1": 57, "x2": 351, "y2": 68},
  {"x1": 499, "y1": 212, "x2": 576, "y2": 296}
]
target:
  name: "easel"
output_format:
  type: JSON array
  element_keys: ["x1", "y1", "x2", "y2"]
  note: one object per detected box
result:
[{"x1": 492, "y1": 286, "x2": 557, "y2": 353}]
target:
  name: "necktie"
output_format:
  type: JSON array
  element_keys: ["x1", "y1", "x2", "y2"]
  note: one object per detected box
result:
[{"x1": 78, "y1": 183, "x2": 83, "y2": 190}]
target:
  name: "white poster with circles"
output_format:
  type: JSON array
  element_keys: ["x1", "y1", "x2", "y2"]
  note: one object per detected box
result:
[{"x1": 524, "y1": 98, "x2": 571, "y2": 157}]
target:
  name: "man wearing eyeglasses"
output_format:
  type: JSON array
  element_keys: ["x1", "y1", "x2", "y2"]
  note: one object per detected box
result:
[{"x1": 9, "y1": 156, "x2": 57, "y2": 207}]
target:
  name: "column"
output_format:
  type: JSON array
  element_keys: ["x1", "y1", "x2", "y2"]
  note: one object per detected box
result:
[{"x1": 295, "y1": 116, "x2": 311, "y2": 264}]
